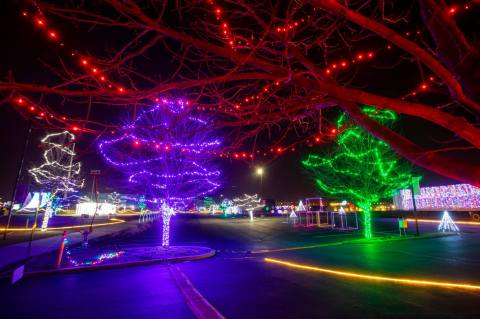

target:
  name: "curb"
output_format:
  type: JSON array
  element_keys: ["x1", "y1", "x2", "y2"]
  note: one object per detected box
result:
[{"x1": 22, "y1": 248, "x2": 215, "y2": 278}]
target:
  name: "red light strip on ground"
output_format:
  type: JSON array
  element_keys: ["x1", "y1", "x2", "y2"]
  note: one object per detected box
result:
[{"x1": 265, "y1": 257, "x2": 480, "y2": 290}]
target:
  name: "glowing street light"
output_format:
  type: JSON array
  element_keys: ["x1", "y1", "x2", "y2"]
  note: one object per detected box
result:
[
  {"x1": 256, "y1": 167, "x2": 264, "y2": 177},
  {"x1": 255, "y1": 167, "x2": 264, "y2": 195}
]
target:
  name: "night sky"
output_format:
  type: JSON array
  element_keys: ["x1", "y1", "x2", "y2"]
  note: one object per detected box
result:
[{"x1": 0, "y1": 0, "x2": 469, "y2": 202}]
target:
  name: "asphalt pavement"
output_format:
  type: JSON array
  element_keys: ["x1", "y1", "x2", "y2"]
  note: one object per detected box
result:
[{"x1": 1, "y1": 214, "x2": 479, "y2": 319}]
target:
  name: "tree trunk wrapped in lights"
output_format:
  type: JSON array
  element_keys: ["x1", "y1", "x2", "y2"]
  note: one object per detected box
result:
[
  {"x1": 302, "y1": 107, "x2": 414, "y2": 239},
  {"x1": 98, "y1": 98, "x2": 221, "y2": 246}
]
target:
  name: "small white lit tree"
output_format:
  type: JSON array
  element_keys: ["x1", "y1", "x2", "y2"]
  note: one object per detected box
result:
[{"x1": 29, "y1": 131, "x2": 84, "y2": 230}]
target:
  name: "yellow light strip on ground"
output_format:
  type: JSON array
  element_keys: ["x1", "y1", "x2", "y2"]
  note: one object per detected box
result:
[
  {"x1": 0, "y1": 218, "x2": 125, "y2": 232},
  {"x1": 264, "y1": 258, "x2": 480, "y2": 290},
  {"x1": 407, "y1": 218, "x2": 480, "y2": 226}
]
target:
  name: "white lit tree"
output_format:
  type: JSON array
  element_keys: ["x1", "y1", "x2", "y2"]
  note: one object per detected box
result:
[
  {"x1": 29, "y1": 131, "x2": 84, "y2": 230},
  {"x1": 438, "y1": 211, "x2": 460, "y2": 233},
  {"x1": 233, "y1": 194, "x2": 264, "y2": 213}
]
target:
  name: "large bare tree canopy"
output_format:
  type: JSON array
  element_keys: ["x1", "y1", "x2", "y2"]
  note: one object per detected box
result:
[{"x1": 1, "y1": 0, "x2": 480, "y2": 185}]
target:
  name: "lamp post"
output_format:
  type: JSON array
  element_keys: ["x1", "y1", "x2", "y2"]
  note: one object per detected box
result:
[{"x1": 256, "y1": 167, "x2": 264, "y2": 196}]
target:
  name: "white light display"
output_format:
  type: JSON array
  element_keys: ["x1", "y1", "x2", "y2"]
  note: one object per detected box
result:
[
  {"x1": 29, "y1": 131, "x2": 84, "y2": 231},
  {"x1": 225, "y1": 205, "x2": 240, "y2": 215},
  {"x1": 394, "y1": 184, "x2": 480, "y2": 211},
  {"x1": 41, "y1": 201, "x2": 53, "y2": 232},
  {"x1": 232, "y1": 194, "x2": 264, "y2": 213},
  {"x1": 209, "y1": 204, "x2": 220, "y2": 214},
  {"x1": 296, "y1": 200, "x2": 306, "y2": 212},
  {"x1": 29, "y1": 131, "x2": 84, "y2": 192},
  {"x1": 20, "y1": 192, "x2": 51, "y2": 211},
  {"x1": 438, "y1": 211, "x2": 460, "y2": 233},
  {"x1": 75, "y1": 202, "x2": 116, "y2": 216},
  {"x1": 289, "y1": 210, "x2": 297, "y2": 218}
]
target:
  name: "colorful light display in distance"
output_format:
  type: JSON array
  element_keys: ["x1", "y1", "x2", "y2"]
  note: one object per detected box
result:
[{"x1": 394, "y1": 184, "x2": 480, "y2": 211}]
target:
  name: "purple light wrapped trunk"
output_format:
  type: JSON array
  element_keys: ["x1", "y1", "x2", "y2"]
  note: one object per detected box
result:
[{"x1": 99, "y1": 99, "x2": 221, "y2": 246}]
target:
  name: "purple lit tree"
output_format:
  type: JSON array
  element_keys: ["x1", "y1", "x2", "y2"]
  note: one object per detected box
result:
[{"x1": 99, "y1": 99, "x2": 221, "y2": 246}]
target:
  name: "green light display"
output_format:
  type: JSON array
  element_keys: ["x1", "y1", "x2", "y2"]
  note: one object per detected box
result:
[
  {"x1": 302, "y1": 106, "x2": 414, "y2": 239},
  {"x1": 203, "y1": 197, "x2": 215, "y2": 209}
]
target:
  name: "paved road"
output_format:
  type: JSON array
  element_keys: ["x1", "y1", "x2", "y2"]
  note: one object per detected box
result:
[{"x1": 1, "y1": 215, "x2": 480, "y2": 318}]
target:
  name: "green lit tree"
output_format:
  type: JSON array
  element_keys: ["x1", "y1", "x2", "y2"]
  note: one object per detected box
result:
[{"x1": 302, "y1": 107, "x2": 413, "y2": 239}]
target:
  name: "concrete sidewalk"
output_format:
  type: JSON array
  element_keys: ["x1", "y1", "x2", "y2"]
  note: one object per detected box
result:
[{"x1": 0, "y1": 220, "x2": 143, "y2": 270}]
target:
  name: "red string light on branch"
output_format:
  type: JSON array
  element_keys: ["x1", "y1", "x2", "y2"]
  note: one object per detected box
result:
[
  {"x1": 16, "y1": 1, "x2": 477, "y2": 157},
  {"x1": 21, "y1": 10, "x2": 132, "y2": 96},
  {"x1": 11, "y1": 95, "x2": 94, "y2": 135},
  {"x1": 448, "y1": 3, "x2": 473, "y2": 16}
]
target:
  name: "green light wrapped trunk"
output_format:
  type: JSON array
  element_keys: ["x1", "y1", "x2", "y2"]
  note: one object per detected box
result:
[
  {"x1": 360, "y1": 206, "x2": 372, "y2": 239},
  {"x1": 302, "y1": 107, "x2": 415, "y2": 240}
]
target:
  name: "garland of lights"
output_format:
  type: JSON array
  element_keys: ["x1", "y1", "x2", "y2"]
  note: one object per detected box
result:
[
  {"x1": 302, "y1": 107, "x2": 414, "y2": 239},
  {"x1": 63, "y1": 237, "x2": 125, "y2": 267}
]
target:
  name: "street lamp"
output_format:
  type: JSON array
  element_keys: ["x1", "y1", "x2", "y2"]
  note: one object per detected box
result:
[
  {"x1": 256, "y1": 167, "x2": 264, "y2": 195},
  {"x1": 256, "y1": 167, "x2": 264, "y2": 177}
]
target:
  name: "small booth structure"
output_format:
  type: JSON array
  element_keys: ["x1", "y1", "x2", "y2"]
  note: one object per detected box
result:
[
  {"x1": 295, "y1": 198, "x2": 330, "y2": 228},
  {"x1": 330, "y1": 206, "x2": 359, "y2": 230},
  {"x1": 294, "y1": 198, "x2": 359, "y2": 231}
]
